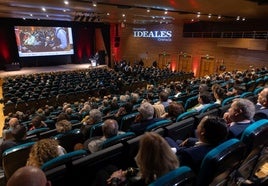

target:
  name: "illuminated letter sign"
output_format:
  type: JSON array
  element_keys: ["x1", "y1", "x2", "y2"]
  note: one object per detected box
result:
[{"x1": 133, "y1": 28, "x2": 172, "y2": 42}]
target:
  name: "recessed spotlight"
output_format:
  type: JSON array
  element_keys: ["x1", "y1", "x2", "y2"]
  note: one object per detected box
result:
[
  {"x1": 122, "y1": 14, "x2": 125, "y2": 17},
  {"x1": 164, "y1": 9, "x2": 168, "y2": 14},
  {"x1": 217, "y1": 15, "x2": 221, "y2": 19},
  {"x1": 42, "y1": 7, "x2": 46, "y2": 12},
  {"x1": 46, "y1": 15, "x2": 49, "y2": 17},
  {"x1": 197, "y1": 12, "x2": 201, "y2": 18},
  {"x1": 208, "y1": 14, "x2": 211, "y2": 18},
  {"x1": 191, "y1": 19, "x2": 194, "y2": 22},
  {"x1": 147, "y1": 8, "x2": 150, "y2": 13},
  {"x1": 236, "y1": 16, "x2": 240, "y2": 21},
  {"x1": 63, "y1": 9, "x2": 66, "y2": 12},
  {"x1": 92, "y1": 1, "x2": 97, "y2": 7},
  {"x1": 30, "y1": 14, "x2": 33, "y2": 17},
  {"x1": 242, "y1": 17, "x2": 246, "y2": 21},
  {"x1": 22, "y1": 17, "x2": 26, "y2": 20},
  {"x1": 64, "y1": 1, "x2": 69, "y2": 5}
]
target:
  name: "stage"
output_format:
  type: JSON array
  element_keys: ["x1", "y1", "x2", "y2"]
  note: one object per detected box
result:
[{"x1": 0, "y1": 64, "x2": 107, "y2": 78}]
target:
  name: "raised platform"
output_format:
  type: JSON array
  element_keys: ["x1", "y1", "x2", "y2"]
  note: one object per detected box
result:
[{"x1": 0, "y1": 64, "x2": 107, "y2": 78}]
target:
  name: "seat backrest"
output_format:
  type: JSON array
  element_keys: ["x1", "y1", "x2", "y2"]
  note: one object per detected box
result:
[
  {"x1": 149, "y1": 166, "x2": 196, "y2": 186},
  {"x1": 41, "y1": 149, "x2": 87, "y2": 171},
  {"x1": 239, "y1": 91, "x2": 254, "y2": 99},
  {"x1": 165, "y1": 117, "x2": 195, "y2": 141},
  {"x1": 184, "y1": 95, "x2": 198, "y2": 110},
  {"x1": 52, "y1": 129, "x2": 84, "y2": 152},
  {"x1": 101, "y1": 132, "x2": 136, "y2": 149},
  {"x1": 26, "y1": 127, "x2": 50, "y2": 140},
  {"x1": 89, "y1": 122, "x2": 104, "y2": 138},
  {"x1": 145, "y1": 119, "x2": 172, "y2": 132},
  {"x1": 176, "y1": 110, "x2": 198, "y2": 122},
  {"x1": 238, "y1": 119, "x2": 268, "y2": 179},
  {"x1": 2, "y1": 142, "x2": 35, "y2": 180},
  {"x1": 120, "y1": 112, "x2": 139, "y2": 131},
  {"x1": 221, "y1": 96, "x2": 236, "y2": 106},
  {"x1": 253, "y1": 87, "x2": 264, "y2": 95},
  {"x1": 199, "y1": 103, "x2": 220, "y2": 114},
  {"x1": 196, "y1": 139, "x2": 247, "y2": 186}
]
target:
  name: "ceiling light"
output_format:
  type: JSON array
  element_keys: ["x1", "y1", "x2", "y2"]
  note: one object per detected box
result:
[
  {"x1": 164, "y1": 9, "x2": 168, "y2": 14},
  {"x1": 30, "y1": 14, "x2": 33, "y2": 17},
  {"x1": 42, "y1": 7, "x2": 46, "y2": 12},
  {"x1": 122, "y1": 14, "x2": 125, "y2": 17},
  {"x1": 217, "y1": 15, "x2": 221, "y2": 19},
  {"x1": 191, "y1": 19, "x2": 194, "y2": 22},
  {"x1": 106, "y1": 13, "x2": 110, "y2": 16},
  {"x1": 92, "y1": 1, "x2": 97, "y2": 7},
  {"x1": 242, "y1": 17, "x2": 246, "y2": 21},
  {"x1": 208, "y1": 14, "x2": 211, "y2": 18},
  {"x1": 197, "y1": 12, "x2": 201, "y2": 18},
  {"x1": 64, "y1": 1, "x2": 69, "y2": 5},
  {"x1": 46, "y1": 15, "x2": 49, "y2": 17},
  {"x1": 63, "y1": 9, "x2": 66, "y2": 12},
  {"x1": 147, "y1": 8, "x2": 150, "y2": 13},
  {"x1": 236, "y1": 16, "x2": 240, "y2": 21}
]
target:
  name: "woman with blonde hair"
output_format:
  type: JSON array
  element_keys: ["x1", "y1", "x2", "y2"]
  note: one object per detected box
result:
[
  {"x1": 107, "y1": 132, "x2": 179, "y2": 185},
  {"x1": 26, "y1": 138, "x2": 66, "y2": 168}
]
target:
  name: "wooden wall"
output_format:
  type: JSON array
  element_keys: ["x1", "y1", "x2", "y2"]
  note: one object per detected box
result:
[{"x1": 115, "y1": 23, "x2": 268, "y2": 77}]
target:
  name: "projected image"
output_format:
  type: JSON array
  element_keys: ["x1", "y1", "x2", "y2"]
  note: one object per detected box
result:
[{"x1": 14, "y1": 26, "x2": 74, "y2": 57}]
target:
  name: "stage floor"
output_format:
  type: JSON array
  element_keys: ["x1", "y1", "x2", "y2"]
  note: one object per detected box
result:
[{"x1": 0, "y1": 64, "x2": 107, "y2": 78}]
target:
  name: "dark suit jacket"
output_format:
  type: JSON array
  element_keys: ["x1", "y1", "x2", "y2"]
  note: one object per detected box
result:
[
  {"x1": 228, "y1": 121, "x2": 253, "y2": 139},
  {"x1": 129, "y1": 118, "x2": 162, "y2": 136},
  {"x1": 254, "y1": 108, "x2": 268, "y2": 121},
  {"x1": 177, "y1": 144, "x2": 214, "y2": 174}
]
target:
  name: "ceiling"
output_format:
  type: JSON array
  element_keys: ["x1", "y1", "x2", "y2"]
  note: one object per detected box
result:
[{"x1": 0, "y1": 0, "x2": 268, "y2": 24}]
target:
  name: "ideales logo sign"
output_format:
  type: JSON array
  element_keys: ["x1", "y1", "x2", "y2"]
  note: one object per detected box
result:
[{"x1": 133, "y1": 28, "x2": 172, "y2": 42}]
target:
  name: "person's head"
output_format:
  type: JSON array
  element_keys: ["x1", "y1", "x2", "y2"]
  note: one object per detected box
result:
[
  {"x1": 168, "y1": 101, "x2": 185, "y2": 118},
  {"x1": 257, "y1": 88, "x2": 268, "y2": 108},
  {"x1": 31, "y1": 115, "x2": 44, "y2": 129},
  {"x1": 55, "y1": 119, "x2": 72, "y2": 133},
  {"x1": 199, "y1": 84, "x2": 209, "y2": 93},
  {"x1": 56, "y1": 112, "x2": 70, "y2": 122},
  {"x1": 89, "y1": 109, "x2": 102, "y2": 123},
  {"x1": 228, "y1": 98, "x2": 255, "y2": 122},
  {"x1": 198, "y1": 91, "x2": 212, "y2": 104},
  {"x1": 123, "y1": 102, "x2": 133, "y2": 113},
  {"x1": 102, "y1": 119, "x2": 118, "y2": 138},
  {"x1": 7, "y1": 166, "x2": 51, "y2": 186},
  {"x1": 159, "y1": 91, "x2": 169, "y2": 102},
  {"x1": 138, "y1": 102, "x2": 154, "y2": 120},
  {"x1": 12, "y1": 125, "x2": 27, "y2": 141},
  {"x1": 135, "y1": 132, "x2": 179, "y2": 184},
  {"x1": 213, "y1": 87, "x2": 226, "y2": 101},
  {"x1": 27, "y1": 138, "x2": 61, "y2": 168},
  {"x1": 196, "y1": 116, "x2": 228, "y2": 145},
  {"x1": 8, "y1": 117, "x2": 19, "y2": 129}
]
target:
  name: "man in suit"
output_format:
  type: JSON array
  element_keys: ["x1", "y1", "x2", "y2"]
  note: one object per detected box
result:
[
  {"x1": 129, "y1": 101, "x2": 162, "y2": 135},
  {"x1": 254, "y1": 88, "x2": 268, "y2": 120},
  {"x1": 166, "y1": 116, "x2": 228, "y2": 174},
  {"x1": 223, "y1": 98, "x2": 255, "y2": 139}
]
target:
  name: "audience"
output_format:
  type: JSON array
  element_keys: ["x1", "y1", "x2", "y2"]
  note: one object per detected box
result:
[
  {"x1": 7, "y1": 166, "x2": 51, "y2": 186},
  {"x1": 254, "y1": 87, "x2": 268, "y2": 120},
  {"x1": 2, "y1": 117, "x2": 20, "y2": 141},
  {"x1": 129, "y1": 102, "x2": 162, "y2": 135},
  {"x1": 26, "y1": 138, "x2": 66, "y2": 168},
  {"x1": 107, "y1": 132, "x2": 179, "y2": 185},
  {"x1": 223, "y1": 98, "x2": 255, "y2": 139},
  {"x1": 166, "y1": 115, "x2": 228, "y2": 173},
  {"x1": 80, "y1": 109, "x2": 102, "y2": 138},
  {"x1": 84, "y1": 119, "x2": 125, "y2": 153},
  {"x1": 190, "y1": 91, "x2": 212, "y2": 112}
]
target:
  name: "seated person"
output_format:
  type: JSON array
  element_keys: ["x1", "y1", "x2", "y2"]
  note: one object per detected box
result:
[
  {"x1": 190, "y1": 91, "x2": 212, "y2": 112},
  {"x1": 85, "y1": 119, "x2": 125, "y2": 153},
  {"x1": 166, "y1": 115, "x2": 228, "y2": 174},
  {"x1": 161, "y1": 101, "x2": 185, "y2": 122},
  {"x1": 2, "y1": 117, "x2": 20, "y2": 141},
  {"x1": 80, "y1": 109, "x2": 102, "y2": 138},
  {"x1": 26, "y1": 138, "x2": 66, "y2": 168},
  {"x1": 114, "y1": 101, "x2": 134, "y2": 124},
  {"x1": 7, "y1": 166, "x2": 51, "y2": 186},
  {"x1": 0, "y1": 125, "x2": 30, "y2": 167},
  {"x1": 55, "y1": 119, "x2": 72, "y2": 134},
  {"x1": 28, "y1": 115, "x2": 47, "y2": 131},
  {"x1": 129, "y1": 102, "x2": 162, "y2": 136},
  {"x1": 254, "y1": 88, "x2": 268, "y2": 120},
  {"x1": 107, "y1": 132, "x2": 179, "y2": 186},
  {"x1": 223, "y1": 98, "x2": 255, "y2": 139}
]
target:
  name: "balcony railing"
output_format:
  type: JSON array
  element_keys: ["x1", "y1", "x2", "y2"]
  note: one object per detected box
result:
[{"x1": 183, "y1": 31, "x2": 268, "y2": 40}]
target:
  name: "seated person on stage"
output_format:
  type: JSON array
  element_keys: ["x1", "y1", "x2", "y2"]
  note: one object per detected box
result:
[
  {"x1": 129, "y1": 102, "x2": 162, "y2": 136},
  {"x1": 254, "y1": 87, "x2": 268, "y2": 120},
  {"x1": 165, "y1": 115, "x2": 228, "y2": 174},
  {"x1": 223, "y1": 98, "x2": 255, "y2": 139},
  {"x1": 85, "y1": 119, "x2": 125, "y2": 153},
  {"x1": 107, "y1": 132, "x2": 179, "y2": 186},
  {"x1": 7, "y1": 166, "x2": 51, "y2": 186}
]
